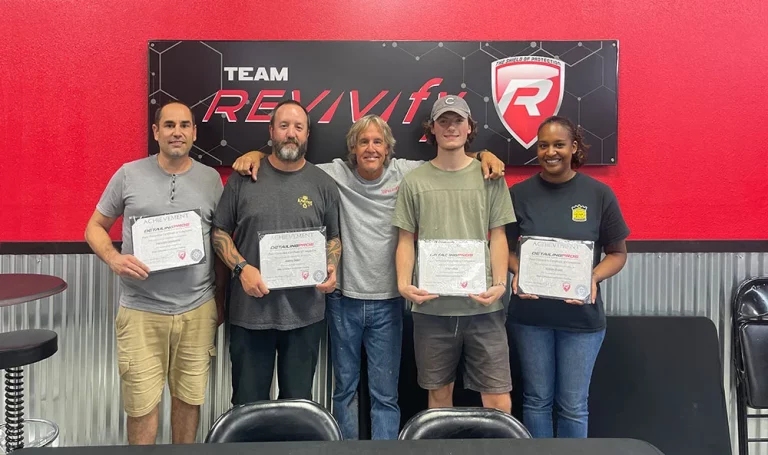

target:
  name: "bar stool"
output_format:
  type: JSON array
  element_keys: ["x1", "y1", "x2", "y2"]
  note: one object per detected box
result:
[{"x1": 0, "y1": 329, "x2": 59, "y2": 452}]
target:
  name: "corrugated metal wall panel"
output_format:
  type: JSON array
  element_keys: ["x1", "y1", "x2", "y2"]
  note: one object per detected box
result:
[
  {"x1": 3, "y1": 252, "x2": 768, "y2": 453},
  {"x1": 0, "y1": 254, "x2": 331, "y2": 446}
]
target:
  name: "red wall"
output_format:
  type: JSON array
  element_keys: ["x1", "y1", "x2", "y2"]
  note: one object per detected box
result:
[{"x1": 0, "y1": 0, "x2": 766, "y2": 241}]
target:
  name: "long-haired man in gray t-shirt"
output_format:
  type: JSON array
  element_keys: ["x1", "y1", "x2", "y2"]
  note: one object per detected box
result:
[{"x1": 232, "y1": 113, "x2": 505, "y2": 440}]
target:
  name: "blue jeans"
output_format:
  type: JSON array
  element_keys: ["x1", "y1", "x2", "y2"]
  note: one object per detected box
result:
[
  {"x1": 326, "y1": 291, "x2": 403, "y2": 440},
  {"x1": 511, "y1": 324, "x2": 605, "y2": 438}
]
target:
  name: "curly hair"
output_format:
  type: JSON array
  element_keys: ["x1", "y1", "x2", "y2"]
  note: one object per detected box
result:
[
  {"x1": 422, "y1": 115, "x2": 478, "y2": 150},
  {"x1": 537, "y1": 116, "x2": 590, "y2": 168}
]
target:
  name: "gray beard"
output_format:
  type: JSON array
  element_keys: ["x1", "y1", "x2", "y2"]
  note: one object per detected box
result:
[{"x1": 275, "y1": 144, "x2": 305, "y2": 162}]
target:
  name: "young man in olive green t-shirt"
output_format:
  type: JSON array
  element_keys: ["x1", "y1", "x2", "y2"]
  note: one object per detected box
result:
[{"x1": 393, "y1": 95, "x2": 516, "y2": 412}]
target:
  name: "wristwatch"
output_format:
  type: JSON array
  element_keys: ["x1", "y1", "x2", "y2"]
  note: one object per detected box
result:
[{"x1": 233, "y1": 261, "x2": 248, "y2": 278}]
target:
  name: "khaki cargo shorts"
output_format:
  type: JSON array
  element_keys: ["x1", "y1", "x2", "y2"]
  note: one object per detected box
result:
[{"x1": 115, "y1": 298, "x2": 217, "y2": 417}]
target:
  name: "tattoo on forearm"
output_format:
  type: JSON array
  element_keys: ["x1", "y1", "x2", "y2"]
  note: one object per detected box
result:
[
  {"x1": 326, "y1": 238, "x2": 341, "y2": 268},
  {"x1": 212, "y1": 228, "x2": 244, "y2": 270}
]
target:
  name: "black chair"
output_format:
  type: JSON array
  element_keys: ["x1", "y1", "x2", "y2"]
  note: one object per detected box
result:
[
  {"x1": 398, "y1": 407, "x2": 531, "y2": 440},
  {"x1": 733, "y1": 277, "x2": 768, "y2": 455},
  {"x1": 0, "y1": 329, "x2": 59, "y2": 452},
  {"x1": 589, "y1": 316, "x2": 731, "y2": 455},
  {"x1": 205, "y1": 399, "x2": 342, "y2": 442}
]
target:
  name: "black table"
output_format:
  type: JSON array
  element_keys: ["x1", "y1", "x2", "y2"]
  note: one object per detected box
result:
[
  {"x1": 0, "y1": 274, "x2": 67, "y2": 307},
  {"x1": 23, "y1": 438, "x2": 665, "y2": 455}
]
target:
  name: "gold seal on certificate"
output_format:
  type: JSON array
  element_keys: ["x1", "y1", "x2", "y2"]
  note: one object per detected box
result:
[
  {"x1": 258, "y1": 227, "x2": 328, "y2": 290},
  {"x1": 517, "y1": 236, "x2": 595, "y2": 302},
  {"x1": 130, "y1": 209, "x2": 207, "y2": 273},
  {"x1": 417, "y1": 239, "x2": 487, "y2": 296}
]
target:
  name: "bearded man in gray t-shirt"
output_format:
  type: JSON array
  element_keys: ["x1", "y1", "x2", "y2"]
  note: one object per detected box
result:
[
  {"x1": 85, "y1": 101, "x2": 227, "y2": 445},
  {"x1": 232, "y1": 113, "x2": 505, "y2": 440}
]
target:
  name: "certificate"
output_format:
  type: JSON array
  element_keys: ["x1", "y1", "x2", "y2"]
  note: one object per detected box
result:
[
  {"x1": 418, "y1": 239, "x2": 487, "y2": 296},
  {"x1": 517, "y1": 236, "x2": 594, "y2": 302},
  {"x1": 258, "y1": 228, "x2": 328, "y2": 290},
  {"x1": 130, "y1": 209, "x2": 206, "y2": 273}
]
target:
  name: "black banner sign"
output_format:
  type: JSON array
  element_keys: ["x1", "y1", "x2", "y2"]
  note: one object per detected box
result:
[{"x1": 148, "y1": 40, "x2": 618, "y2": 166}]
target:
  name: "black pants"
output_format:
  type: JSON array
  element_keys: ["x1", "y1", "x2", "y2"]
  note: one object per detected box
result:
[{"x1": 229, "y1": 320, "x2": 325, "y2": 405}]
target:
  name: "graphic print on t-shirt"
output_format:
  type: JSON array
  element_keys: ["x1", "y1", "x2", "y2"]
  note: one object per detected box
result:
[
  {"x1": 571, "y1": 204, "x2": 587, "y2": 222},
  {"x1": 297, "y1": 195, "x2": 313, "y2": 209}
]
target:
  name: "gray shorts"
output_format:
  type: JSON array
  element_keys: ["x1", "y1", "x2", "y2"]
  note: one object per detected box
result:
[{"x1": 412, "y1": 310, "x2": 512, "y2": 394}]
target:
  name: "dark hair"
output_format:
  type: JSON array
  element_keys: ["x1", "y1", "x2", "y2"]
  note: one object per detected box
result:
[
  {"x1": 269, "y1": 99, "x2": 311, "y2": 130},
  {"x1": 537, "y1": 116, "x2": 589, "y2": 168},
  {"x1": 421, "y1": 115, "x2": 478, "y2": 149},
  {"x1": 153, "y1": 100, "x2": 195, "y2": 126}
]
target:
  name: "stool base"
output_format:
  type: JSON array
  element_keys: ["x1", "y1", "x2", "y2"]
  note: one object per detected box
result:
[{"x1": 0, "y1": 418, "x2": 59, "y2": 453}]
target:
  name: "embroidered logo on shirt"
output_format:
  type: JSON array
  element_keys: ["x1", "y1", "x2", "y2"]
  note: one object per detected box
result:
[
  {"x1": 297, "y1": 195, "x2": 313, "y2": 209},
  {"x1": 381, "y1": 185, "x2": 399, "y2": 195},
  {"x1": 571, "y1": 205, "x2": 587, "y2": 222}
]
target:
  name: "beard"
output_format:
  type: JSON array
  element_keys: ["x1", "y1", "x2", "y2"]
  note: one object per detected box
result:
[{"x1": 273, "y1": 138, "x2": 307, "y2": 162}]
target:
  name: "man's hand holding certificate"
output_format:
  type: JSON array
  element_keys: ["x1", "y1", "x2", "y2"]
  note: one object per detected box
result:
[
  {"x1": 258, "y1": 228, "x2": 328, "y2": 290},
  {"x1": 517, "y1": 236, "x2": 595, "y2": 303},
  {"x1": 417, "y1": 239, "x2": 487, "y2": 296},
  {"x1": 131, "y1": 210, "x2": 207, "y2": 273}
]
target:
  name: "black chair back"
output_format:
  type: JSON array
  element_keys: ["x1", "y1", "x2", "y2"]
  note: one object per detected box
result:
[
  {"x1": 398, "y1": 407, "x2": 531, "y2": 440},
  {"x1": 733, "y1": 278, "x2": 768, "y2": 455},
  {"x1": 734, "y1": 278, "x2": 768, "y2": 408},
  {"x1": 590, "y1": 316, "x2": 731, "y2": 455},
  {"x1": 205, "y1": 399, "x2": 342, "y2": 443}
]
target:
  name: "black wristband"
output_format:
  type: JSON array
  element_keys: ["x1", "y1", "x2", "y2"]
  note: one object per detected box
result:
[{"x1": 233, "y1": 260, "x2": 248, "y2": 277}]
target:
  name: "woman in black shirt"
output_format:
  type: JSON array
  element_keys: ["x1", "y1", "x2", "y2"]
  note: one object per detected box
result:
[{"x1": 506, "y1": 116, "x2": 629, "y2": 438}]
